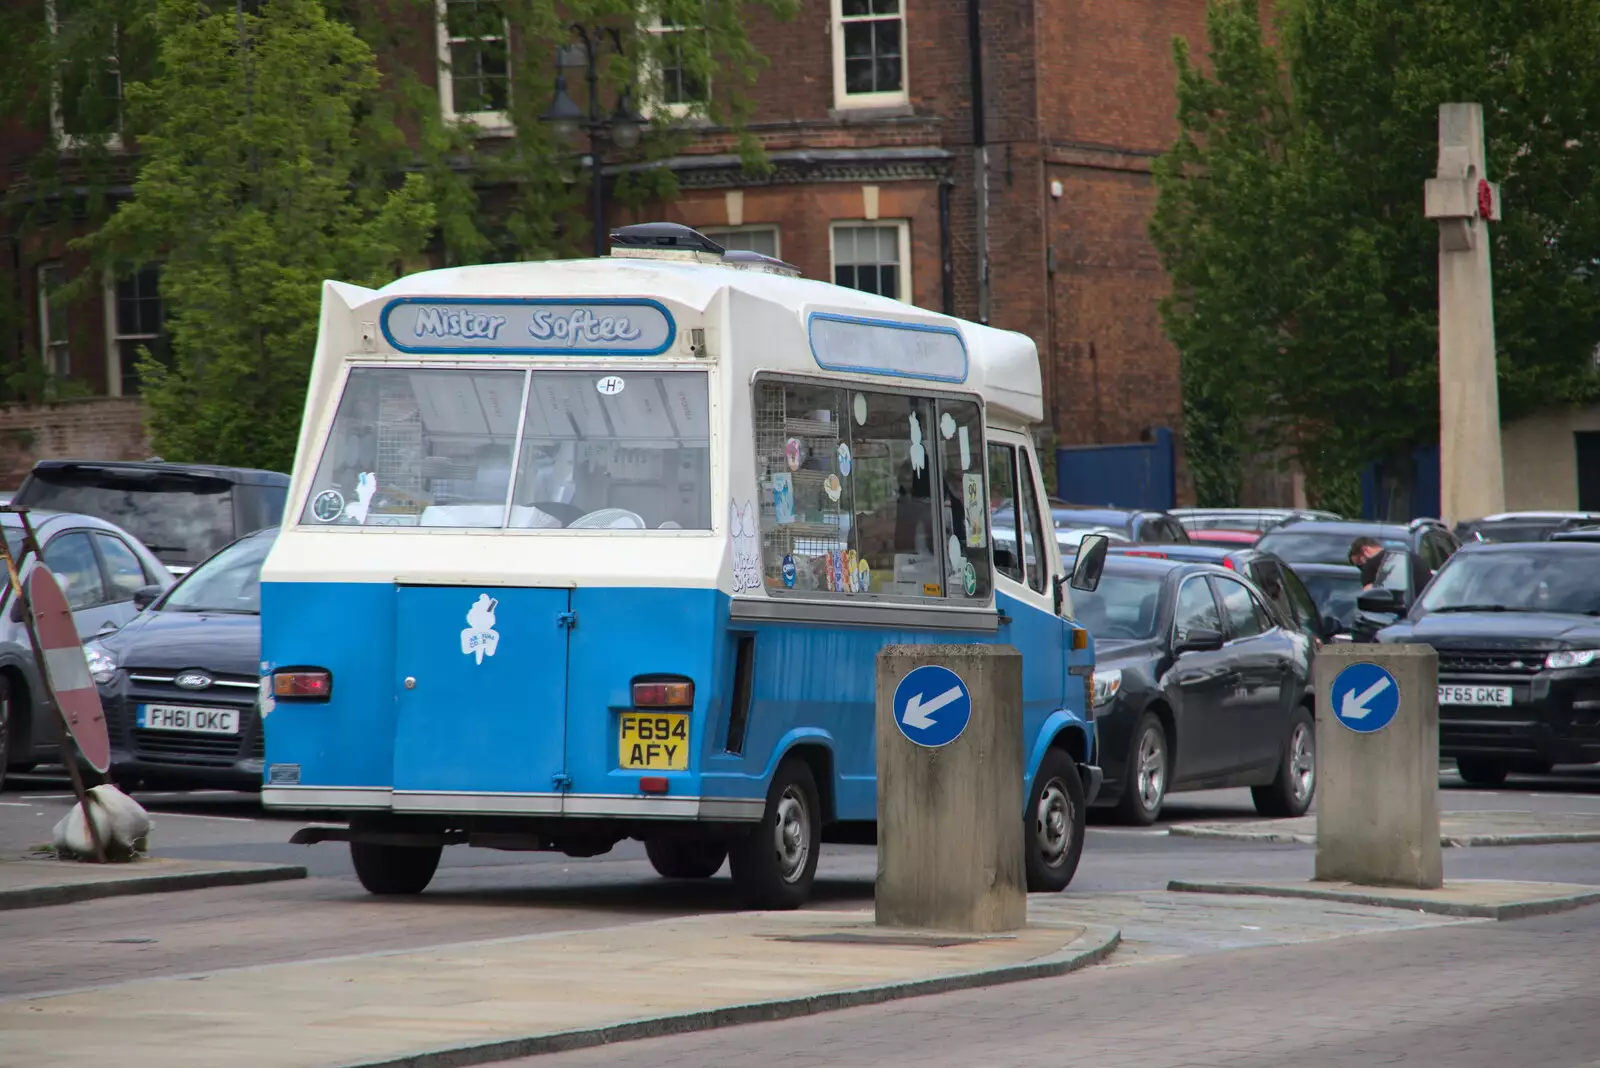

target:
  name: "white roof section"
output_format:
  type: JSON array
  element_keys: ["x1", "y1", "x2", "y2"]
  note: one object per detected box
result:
[{"x1": 345, "y1": 256, "x2": 1043, "y2": 424}]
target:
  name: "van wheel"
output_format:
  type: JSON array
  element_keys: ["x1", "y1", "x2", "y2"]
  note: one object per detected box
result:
[
  {"x1": 1026, "y1": 748, "x2": 1086, "y2": 892},
  {"x1": 729, "y1": 757, "x2": 820, "y2": 910},
  {"x1": 349, "y1": 841, "x2": 442, "y2": 895},
  {"x1": 645, "y1": 837, "x2": 728, "y2": 879},
  {"x1": 1252, "y1": 707, "x2": 1316, "y2": 818}
]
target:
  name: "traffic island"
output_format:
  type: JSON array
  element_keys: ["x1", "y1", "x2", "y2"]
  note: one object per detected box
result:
[
  {"x1": 1168, "y1": 810, "x2": 1600, "y2": 847},
  {"x1": 0, "y1": 909, "x2": 1119, "y2": 1068},
  {"x1": 0, "y1": 855, "x2": 308, "y2": 910},
  {"x1": 1166, "y1": 878, "x2": 1600, "y2": 921}
]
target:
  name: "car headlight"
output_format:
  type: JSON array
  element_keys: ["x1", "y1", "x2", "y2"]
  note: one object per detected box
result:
[
  {"x1": 1545, "y1": 649, "x2": 1600, "y2": 669},
  {"x1": 84, "y1": 643, "x2": 118, "y2": 685},
  {"x1": 1092, "y1": 668, "x2": 1123, "y2": 707}
]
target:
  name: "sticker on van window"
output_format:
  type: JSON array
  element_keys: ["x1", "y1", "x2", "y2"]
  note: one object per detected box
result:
[
  {"x1": 857, "y1": 558, "x2": 872, "y2": 592},
  {"x1": 909, "y1": 413, "x2": 926, "y2": 474},
  {"x1": 346, "y1": 473, "x2": 377, "y2": 524},
  {"x1": 962, "y1": 561, "x2": 978, "y2": 597},
  {"x1": 596, "y1": 375, "x2": 626, "y2": 396},
  {"x1": 958, "y1": 426, "x2": 972, "y2": 471},
  {"x1": 823, "y1": 474, "x2": 843, "y2": 503},
  {"x1": 781, "y1": 555, "x2": 797, "y2": 587},
  {"x1": 940, "y1": 412, "x2": 957, "y2": 440},
  {"x1": 963, "y1": 473, "x2": 987, "y2": 548},
  {"x1": 784, "y1": 438, "x2": 803, "y2": 472},
  {"x1": 853, "y1": 393, "x2": 868, "y2": 425},
  {"x1": 947, "y1": 534, "x2": 963, "y2": 574},
  {"x1": 460, "y1": 594, "x2": 501, "y2": 664},
  {"x1": 312, "y1": 489, "x2": 345, "y2": 523},
  {"x1": 836, "y1": 443, "x2": 853, "y2": 476},
  {"x1": 772, "y1": 473, "x2": 796, "y2": 525}
]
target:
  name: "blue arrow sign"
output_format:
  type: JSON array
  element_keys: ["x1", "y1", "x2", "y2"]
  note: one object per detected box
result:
[
  {"x1": 892, "y1": 664, "x2": 972, "y2": 748},
  {"x1": 1330, "y1": 661, "x2": 1401, "y2": 733}
]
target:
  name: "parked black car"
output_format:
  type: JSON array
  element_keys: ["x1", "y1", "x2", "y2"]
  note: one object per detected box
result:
[
  {"x1": 86, "y1": 528, "x2": 275, "y2": 790},
  {"x1": 1291, "y1": 563, "x2": 1365, "y2": 641},
  {"x1": 12, "y1": 460, "x2": 289, "y2": 575},
  {"x1": 1048, "y1": 504, "x2": 1191, "y2": 545},
  {"x1": 1374, "y1": 541, "x2": 1600, "y2": 785},
  {"x1": 0, "y1": 511, "x2": 174, "y2": 786},
  {"x1": 1454, "y1": 511, "x2": 1600, "y2": 544},
  {"x1": 1256, "y1": 518, "x2": 1459, "y2": 574},
  {"x1": 1072, "y1": 555, "x2": 1317, "y2": 824},
  {"x1": 1107, "y1": 543, "x2": 1332, "y2": 645}
]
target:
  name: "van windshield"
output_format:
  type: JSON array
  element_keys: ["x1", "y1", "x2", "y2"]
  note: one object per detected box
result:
[{"x1": 301, "y1": 367, "x2": 712, "y2": 531}]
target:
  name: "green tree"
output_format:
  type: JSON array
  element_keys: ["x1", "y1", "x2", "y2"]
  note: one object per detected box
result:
[
  {"x1": 87, "y1": 0, "x2": 436, "y2": 470},
  {"x1": 1151, "y1": 0, "x2": 1600, "y2": 509}
]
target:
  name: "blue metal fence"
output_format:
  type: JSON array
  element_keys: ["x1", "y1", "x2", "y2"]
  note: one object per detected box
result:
[
  {"x1": 1360, "y1": 445, "x2": 1441, "y2": 521},
  {"x1": 1056, "y1": 427, "x2": 1176, "y2": 510}
]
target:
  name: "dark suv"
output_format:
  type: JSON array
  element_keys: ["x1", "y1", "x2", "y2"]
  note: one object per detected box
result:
[
  {"x1": 1374, "y1": 541, "x2": 1600, "y2": 785},
  {"x1": 12, "y1": 460, "x2": 289, "y2": 575},
  {"x1": 1256, "y1": 518, "x2": 1459, "y2": 574}
]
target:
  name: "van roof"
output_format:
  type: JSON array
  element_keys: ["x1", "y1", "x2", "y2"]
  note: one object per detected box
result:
[{"x1": 336, "y1": 253, "x2": 1043, "y2": 424}]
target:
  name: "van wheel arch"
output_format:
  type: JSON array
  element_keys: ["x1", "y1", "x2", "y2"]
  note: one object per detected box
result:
[{"x1": 778, "y1": 742, "x2": 836, "y2": 824}]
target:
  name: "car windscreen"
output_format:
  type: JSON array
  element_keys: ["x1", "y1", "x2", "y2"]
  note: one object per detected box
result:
[
  {"x1": 1417, "y1": 549, "x2": 1600, "y2": 615},
  {"x1": 14, "y1": 468, "x2": 234, "y2": 567},
  {"x1": 161, "y1": 533, "x2": 276, "y2": 614},
  {"x1": 1255, "y1": 530, "x2": 1409, "y2": 565},
  {"x1": 1464, "y1": 521, "x2": 1565, "y2": 543},
  {"x1": 300, "y1": 367, "x2": 711, "y2": 531},
  {"x1": 1297, "y1": 570, "x2": 1362, "y2": 628},
  {"x1": 1070, "y1": 572, "x2": 1164, "y2": 640}
]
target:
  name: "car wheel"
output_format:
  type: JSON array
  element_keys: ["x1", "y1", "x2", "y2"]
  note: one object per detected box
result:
[
  {"x1": 1252, "y1": 707, "x2": 1316, "y2": 818},
  {"x1": 1025, "y1": 747, "x2": 1086, "y2": 892},
  {"x1": 1454, "y1": 756, "x2": 1508, "y2": 788},
  {"x1": 349, "y1": 841, "x2": 442, "y2": 895},
  {"x1": 645, "y1": 836, "x2": 728, "y2": 879},
  {"x1": 1113, "y1": 713, "x2": 1168, "y2": 826},
  {"x1": 728, "y1": 757, "x2": 820, "y2": 910}
]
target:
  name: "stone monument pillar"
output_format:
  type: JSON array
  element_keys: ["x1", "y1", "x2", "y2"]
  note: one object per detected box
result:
[{"x1": 1424, "y1": 102, "x2": 1506, "y2": 527}]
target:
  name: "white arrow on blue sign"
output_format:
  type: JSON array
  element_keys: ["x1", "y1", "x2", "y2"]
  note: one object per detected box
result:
[
  {"x1": 892, "y1": 664, "x2": 972, "y2": 748},
  {"x1": 1330, "y1": 661, "x2": 1401, "y2": 733}
]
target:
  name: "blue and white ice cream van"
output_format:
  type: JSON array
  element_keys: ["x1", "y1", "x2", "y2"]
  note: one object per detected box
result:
[{"x1": 260, "y1": 222, "x2": 1105, "y2": 908}]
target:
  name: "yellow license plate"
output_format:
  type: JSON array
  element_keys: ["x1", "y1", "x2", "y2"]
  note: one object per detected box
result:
[{"x1": 619, "y1": 713, "x2": 690, "y2": 770}]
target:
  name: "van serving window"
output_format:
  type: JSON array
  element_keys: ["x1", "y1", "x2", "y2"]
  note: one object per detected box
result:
[
  {"x1": 807, "y1": 313, "x2": 968, "y2": 382},
  {"x1": 754, "y1": 376, "x2": 988, "y2": 603},
  {"x1": 299, "y1": 367, "x2": 711, "y2": 531}
]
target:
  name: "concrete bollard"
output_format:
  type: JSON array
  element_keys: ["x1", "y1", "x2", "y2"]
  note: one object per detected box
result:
[
  {"x1": 1314, "y1": 643, "x2": 1443, "y2": 889},
  {"x1": 875, "y1": 644, "x2": 1026, "y2": 933}
]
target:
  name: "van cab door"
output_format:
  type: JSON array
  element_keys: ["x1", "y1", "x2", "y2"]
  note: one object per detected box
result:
[{"x1": 986, "y1": 433, "x2": 1069, "y2": 726}]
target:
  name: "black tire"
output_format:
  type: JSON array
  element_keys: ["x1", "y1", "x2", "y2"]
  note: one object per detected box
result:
[
  {"x1": 1455, "y1": 756, "x2": 1508, "y2": 787},
  {"x1": 349, "y1": 840, "x2": 442, "y2": 895},
  {"x1": 1252, "y1": 707, "x2": 1316, "y2": 818},
  {"x1": 1025, "y1": 747, "x2": 1087, "y2": 892},
  {"x1": 728, "y1": 757, "x2": 821, "y2": 910},
  {"x1": 645, "y1": 836, "x2": 728, "y2": 879},
  {"x1": 1113, "y1": 712, "x2": 1169, "y2": 826}
]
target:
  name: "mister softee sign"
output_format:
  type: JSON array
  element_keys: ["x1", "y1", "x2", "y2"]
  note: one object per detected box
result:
[{"x1": 381, "y1": 298, "x2": 676, "y2": 355}]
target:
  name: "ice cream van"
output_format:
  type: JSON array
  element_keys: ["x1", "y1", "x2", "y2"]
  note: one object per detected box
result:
[{"x1": 260, "y1": 222, "x2": 1107, "y2": 908}]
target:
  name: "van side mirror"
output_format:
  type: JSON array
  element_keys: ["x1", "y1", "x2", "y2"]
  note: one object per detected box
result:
[
  {"x1": 1068, "y1": 533, "x2": 1109, "y2": 593},
  {"x1": 132, "y1": 584, "x2": 162, "y2": 611}
]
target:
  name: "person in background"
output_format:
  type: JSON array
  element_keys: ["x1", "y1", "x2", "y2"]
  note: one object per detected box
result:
[{"x1": 1348, "y1": 536, "x2": 1385, "y2": 589}]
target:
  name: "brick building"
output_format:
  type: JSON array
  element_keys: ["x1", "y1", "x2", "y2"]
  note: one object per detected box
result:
[{"x1": 1, "y1": 0, "x2": 1209, "y2": 484}]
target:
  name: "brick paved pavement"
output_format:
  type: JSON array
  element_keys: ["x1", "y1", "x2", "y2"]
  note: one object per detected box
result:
[{"x1": 516, "y1": 904, "x2": 1600, "y2": 1068}]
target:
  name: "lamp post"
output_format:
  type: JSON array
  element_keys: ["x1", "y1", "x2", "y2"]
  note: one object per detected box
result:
[{"x1": 539, "y1": 25, "x2": 646, "y2": 257}]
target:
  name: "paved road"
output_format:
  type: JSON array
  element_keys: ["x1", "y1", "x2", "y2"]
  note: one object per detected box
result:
[{"x1": 515, "y1": 903, "x2": 1600, "y2": 1068}]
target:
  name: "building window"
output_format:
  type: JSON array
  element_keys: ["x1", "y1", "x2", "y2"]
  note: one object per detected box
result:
[
  {"x1": 107, "y1": 266, "x2": 166, "y2": 396},
  {"x1": 438, "y1": 0, "x2": 510, "y2": 130},
  {"x1": 703, "y1": 226, "x2": 780, "y2": 258},
  {"x1": 831, "y1": 222, "x2": 910, "y2": 301},
  {"x1": 48, "y1": 0, "x2": 123, "y2": 149},
  {"x1": 38, "y1": 264, "x2": 70, "y2": 378},
  {"x1": 645, "y1": 17, "x2": 708, "y2": 114},
  {"x1": 832, "y1": 0, "x2": 906, "y2": 109}
]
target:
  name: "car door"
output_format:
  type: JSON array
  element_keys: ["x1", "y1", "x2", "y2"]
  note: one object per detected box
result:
[
  {"x1": 91, "y1": 532, "x2": 160, "y2": 628},
  {"x1": 1164, "y1": 574, "x2": 1234, "y2": 782},
  {"x1": 1212, "y1": 574, "x2": 1290, "y2": 771},
  {"x1": 40, "y1": 530, "x2": 122, "y2": 638}
]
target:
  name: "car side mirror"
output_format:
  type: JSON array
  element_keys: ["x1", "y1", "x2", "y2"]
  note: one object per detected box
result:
[
  {"x1": 1322, "y1": 614, "x2": 1342, "y2": 639},
  {"x1": 1177, "y1": 627, "x2": 1225, "y2": 654},
  {"x1": 1068, "y1": 533, "x2": 1109, "y2": 593},
  {"x1": 132, "y1": 584, "x2": 162, "y2": 611},
  {"x1": 1356, "y1": 586, "x2": 1404, "y2": 614}
]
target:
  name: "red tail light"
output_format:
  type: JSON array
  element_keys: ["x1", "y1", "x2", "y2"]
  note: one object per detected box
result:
[
  {"x1": 1222, "y1": 558, "x2": 1237, "y2": 570},
  {"x1": 633, "y1": 680, "x2": 694, "y2": 708},
  {"x1": 274, "y1": 669, "x2": 332, "y2": 700},
  {"x1": 1126, "y1": 550, "x2": 1167, "y2": 559}
]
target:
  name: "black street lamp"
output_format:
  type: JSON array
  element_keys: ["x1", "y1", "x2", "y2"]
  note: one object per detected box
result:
[{"x1": 539, "y1": 25, "x2": 647, "y2": 257}]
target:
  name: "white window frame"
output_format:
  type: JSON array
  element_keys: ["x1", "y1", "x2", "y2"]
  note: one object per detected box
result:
[
  {"x1": 38, "y1": 264, "x2": 70, "y2": 379},
  {"x1": 830, "y1": 0, "x2": 908, "y2": 111},
  {"x1": 828, "y1": 220, "x2": 912, "y2": 303},
  {"x1": 104, "y1": 267, "x2": 163, "y2": 398},
  {"x1": 702, "y1": 225, "x2": 781, "y2": 258},
  {"x1": 436, "y1": 0, "x2": 512, "y2": 134},
  {"x1": 46, "y1": 0, "x2": 124, "y2": 152},
  {"x1": 642, "y1": 16, "x2": 709, "y2": 119}
]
